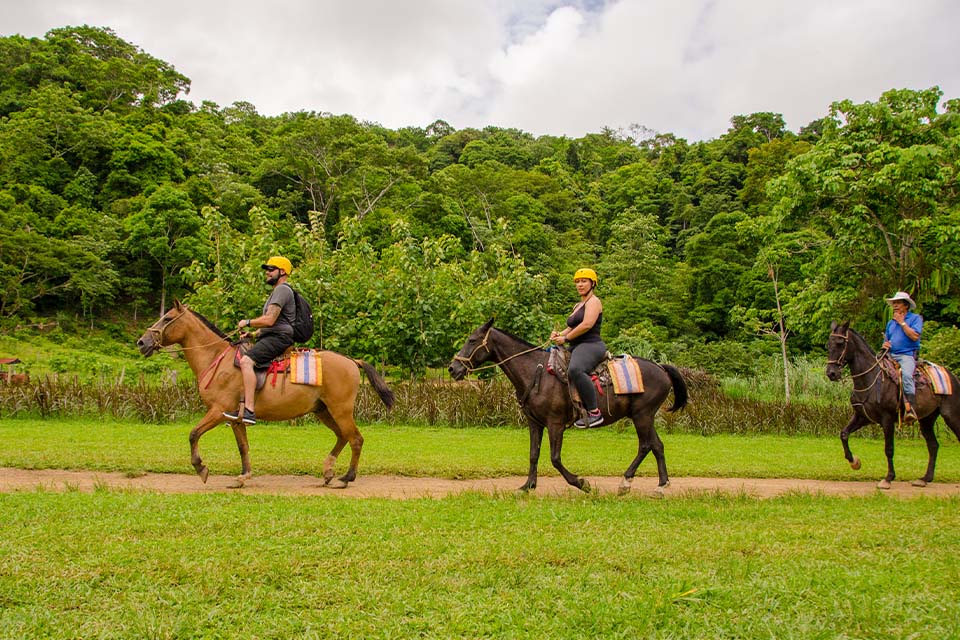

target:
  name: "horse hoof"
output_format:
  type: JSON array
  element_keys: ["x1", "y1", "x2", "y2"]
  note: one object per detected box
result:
[
  {"x1": 617, "y1": 479, "x2": 633, "y2": 496},
  {"x1": 850, "y1": 457, "x2": 861, "y2": 471},
  {"x1": 876, "y1": 479, "x2": 892, "y2": 490},
  {"x1": 911, "y1": 479, "x2": 928, "y2": 488},
  {"x1": 197, "y1": 466, "x2": 209, "y2": 484},
  {"x1": 325, "y1": 478, "x2": 349, "y2": 489},
  {"x1": 579, "y1": 478, "x2": 592, "y2": 493},
  {"x1": 229, "y1": 473, "x2": 251, "y2": 489}
]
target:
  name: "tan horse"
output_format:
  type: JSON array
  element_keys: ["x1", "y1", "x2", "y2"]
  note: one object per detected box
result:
[{"x1": 136, "y1": 300, "x2": 394, "y2": 488}]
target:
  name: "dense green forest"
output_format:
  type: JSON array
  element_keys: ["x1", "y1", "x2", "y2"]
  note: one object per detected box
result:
[{"x1": 2, "y1": 26, "x2": 959, "y2": 376}]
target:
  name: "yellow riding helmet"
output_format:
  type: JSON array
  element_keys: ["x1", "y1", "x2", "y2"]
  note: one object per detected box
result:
[
  {"x1": 261, "y1": 256, "x2": 293, "y2": 275},
  {"x1": 573, "y1": 268, "x2": 598, "y2": 285}
]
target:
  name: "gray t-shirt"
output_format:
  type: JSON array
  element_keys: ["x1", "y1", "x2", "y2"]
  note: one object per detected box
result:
[{"x1": 260, "y1": 283, "x2": 296, "y2": 337}]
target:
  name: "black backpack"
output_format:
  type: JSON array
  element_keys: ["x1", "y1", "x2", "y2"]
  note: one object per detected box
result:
[{"x1": 282, "y1": 284, "x2": 314, "y2": 343}]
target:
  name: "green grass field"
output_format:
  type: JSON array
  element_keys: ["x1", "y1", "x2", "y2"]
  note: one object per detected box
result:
[
  {"x1": 2, "y1": 419, "x2": 960, "y2": 639},
  {"x1": 2, "y1": 417, "x2": 959, "y2": 482}
]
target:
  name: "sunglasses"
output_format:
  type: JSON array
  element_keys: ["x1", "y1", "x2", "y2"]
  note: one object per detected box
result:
[{"x1": 265, "y1": 267, "x2": 279, "y2": 273}]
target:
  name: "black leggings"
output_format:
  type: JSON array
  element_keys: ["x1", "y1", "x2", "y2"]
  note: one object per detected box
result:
[{"x1": 568, "y1": 341, "x2": 607, "y2": 411}]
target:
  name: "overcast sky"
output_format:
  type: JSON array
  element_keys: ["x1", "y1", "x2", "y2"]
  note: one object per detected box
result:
[{"x1": 4, "y1": 0, "x2": 959, "y2": 141}]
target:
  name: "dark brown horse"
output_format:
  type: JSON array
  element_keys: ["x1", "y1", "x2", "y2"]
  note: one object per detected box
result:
[
  {"x1": 137, "y1": 301, "x2": 394, "y2": 488},
  {"x1": 826, "y1": 321, "x2": 960, "y2": 489},
  {"x1": 448, "y1": 319, "x2": 688, "y2": 494}
]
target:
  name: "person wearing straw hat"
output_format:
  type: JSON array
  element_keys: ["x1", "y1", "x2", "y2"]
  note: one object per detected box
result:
[{"x1": 882, "y1": 291, "x2": 923, "y2": 423}]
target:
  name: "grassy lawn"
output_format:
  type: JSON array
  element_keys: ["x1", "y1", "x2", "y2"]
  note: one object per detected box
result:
[
  {"x1": 3, "y1": 418, "x2": 960, "y2": 638},
  {"x1": 1, "y1": 490, "x2": 958, "y2": 639},
  {"x1": 1, "y1": 417, "x2": 959, "y2": 483}
]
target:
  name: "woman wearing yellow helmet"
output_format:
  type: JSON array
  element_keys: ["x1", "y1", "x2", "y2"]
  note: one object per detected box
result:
[{"x1": 550, "y1": 268, "x2": 606, "y2": 428}]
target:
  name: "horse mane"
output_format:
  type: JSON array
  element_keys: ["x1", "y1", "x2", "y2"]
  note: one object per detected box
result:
[
  {"x1": 846, "y1": 326, "x2": 875, "y2": 353},
  {"x1": 493, "y1": 326, "x2": 540, "y2": 350},
  {"x1": 189, "y1": 309, "x2": 229, "y2": 340}
]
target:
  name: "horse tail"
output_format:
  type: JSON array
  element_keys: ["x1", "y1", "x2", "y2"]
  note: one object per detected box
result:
[
  {"x1": 660, "y1": 364, "x2": 688, "y2": 412},
  {"x1": 354, "y1": 359, "x2": 395, "y2": 409}
]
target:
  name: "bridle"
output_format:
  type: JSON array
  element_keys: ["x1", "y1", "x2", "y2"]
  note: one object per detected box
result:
[
  {"x1": 826, "y1": 331, "x2": 850, "y2": 368},
  {"x1": 142, "y1": 306, "x2": 239, "y2": 355},
  {"x1": 452, "y1": 326, "x2": 549, "y2": 374},
  {"x1": 827, "y1": 328, "x2": 886, "y2": 393},
  {"x1": 141, "y1": 309, "x2": 187, "y2": 355}
]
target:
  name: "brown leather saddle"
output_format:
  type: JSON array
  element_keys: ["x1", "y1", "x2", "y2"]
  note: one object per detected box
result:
[{"x1": 546, "y1": 347, "x2": 612, "y2": 405}]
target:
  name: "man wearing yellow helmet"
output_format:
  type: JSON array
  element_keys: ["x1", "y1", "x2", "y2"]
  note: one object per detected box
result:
[
  {"x1": 224, "y1": 256, "x2": 297, "y2": 425},
  {"x1": 550, "y1": 268, "x2": 607, "y2": 428}
]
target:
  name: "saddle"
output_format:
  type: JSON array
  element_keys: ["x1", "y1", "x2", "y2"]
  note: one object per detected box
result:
[
  {"x1": 546, "y1": 348, "x2": 645, "y2": 403},
  {"x1": 880, "y1": 355, "x2": 953, "y2": 395}
]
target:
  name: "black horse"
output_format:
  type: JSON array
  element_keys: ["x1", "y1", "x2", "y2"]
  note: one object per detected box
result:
[
  {"x1": 448, "y1": 319, "x2": 688, "y2": 494},
  {"x1": 825, "y1": 321, "x2": 960, "y2": 489}
]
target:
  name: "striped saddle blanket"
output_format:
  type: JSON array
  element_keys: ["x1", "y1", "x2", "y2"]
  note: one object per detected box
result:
[
  {"x1": 290, "y1": 349, "x2": 323, "y2": 386},
  {"x1": 918, "y1": 361, "x2": 952, "y2": 395},
  {"x1": 607, "y1": 355, "x2": 644, "y2": 395}
]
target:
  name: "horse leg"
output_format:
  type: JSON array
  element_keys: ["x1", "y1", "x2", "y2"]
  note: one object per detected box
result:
[
  {"x1": 840, "y1": 412, "x2": 868, "y2": 470},
  {"x1": 877, "y1": 417, "x2": 897, "y2": 490},
  {"x1": 622, "y1": 414, "x2": 669, "y2": 495},
  {"x1": 547, "y1": 423, "x2": 590, "y2": 492},
  {"x1": 316, "y1": 406, "x2": 363, "y2": 489},
  {"x1": 229, "y1": 422, "x2": 252, "y2": 488},
  {"x1": 521, "y1": 420, "x2": 545, "y2": 491},
  {"x1": 189, "y1": 409, "x2": 226, "y2": 483},
  {"x1": 912, "y1": 412, "x2": 941, "y2": 487}
]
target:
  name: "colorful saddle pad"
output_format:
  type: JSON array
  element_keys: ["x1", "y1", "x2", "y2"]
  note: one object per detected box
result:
[
  {"x1": 290, "y1": 349, "x2": 322, "y2": 386},
  {"x1": 607, "y1": 355, "x2": 644, "y2": 394},
  {"x1": 919, "y1": 361, "x2": 952, "y2": 395}
]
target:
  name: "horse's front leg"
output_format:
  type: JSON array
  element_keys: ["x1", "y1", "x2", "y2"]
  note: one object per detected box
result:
[
  {"x1": 877, "y1": 417, "x2": 897, "y2": 490},
  {"x1": 229, "y1": 422, "x2": 252, "y2": 488},
  {"x1": 547, "y1": 422, "x2": 590, "y2": 492},
  {"x1": 840, "y1": 412, "x2": 868, "y2": 470},
  {"x1": 913, "y1": 414, "x2": 941, "y2": 487},
  {"x1": 189, "y1": 409, "x2": 226, "y2": 483},
  {"x1": 521, "y1": 420, "x2": 545, "y2": 491}
]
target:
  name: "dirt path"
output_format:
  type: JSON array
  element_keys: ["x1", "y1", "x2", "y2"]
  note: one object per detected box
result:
[{"x1": 2, "y1": 467, "x2": 960, "y2": 498}]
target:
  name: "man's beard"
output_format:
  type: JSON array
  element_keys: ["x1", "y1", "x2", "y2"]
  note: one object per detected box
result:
[{"x1": 266, "y1": 274, "x2": 280, "y2": 286}]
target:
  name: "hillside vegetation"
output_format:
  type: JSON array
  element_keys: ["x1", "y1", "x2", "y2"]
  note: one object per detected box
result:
[{"x1": 2, "y1": 26, "x2": 960, "y2": 380}]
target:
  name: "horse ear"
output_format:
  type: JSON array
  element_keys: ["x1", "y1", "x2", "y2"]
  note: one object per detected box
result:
[
  {"x1": 173, "y1": 299, "x2": 183, "y2": 311},
  {"x1": 841, "y1": 320, "x2": 850, "y2": 330},
  {"x1": 830, "y1": 321, "x2": 837, "y2": 331},
  {"x1": 481, "y1": 317, "x2": 494, "y2": 331}
]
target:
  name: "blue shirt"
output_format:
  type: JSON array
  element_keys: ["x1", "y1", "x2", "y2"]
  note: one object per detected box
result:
[{"x1": 885, "y1": 312, "x2": 922, "y2": 355}]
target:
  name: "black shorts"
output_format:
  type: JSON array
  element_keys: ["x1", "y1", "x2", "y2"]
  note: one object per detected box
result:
[{"x1": 246, "y1": 332, "x2": 294, "y2": 368}]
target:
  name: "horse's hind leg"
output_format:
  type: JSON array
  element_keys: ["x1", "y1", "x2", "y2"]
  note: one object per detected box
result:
[
  {"x1": 189, "y1": 408, "x2": 227, "y2": 483},
  {"x1": 622, "y1": 414, "x2": 668, "y2": 495},
  {"x1": 316, "y1": 405, "x2": 363, "y2": 488},
  {"x1": 840, "y1": 412, "x2": 868, "y2": 470},
  {"x1": 913, "y1": 412, "x2": 941, "y2": 487}
]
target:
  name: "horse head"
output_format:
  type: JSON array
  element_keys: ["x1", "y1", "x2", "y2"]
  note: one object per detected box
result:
[
  {"x1": 448, "y1": 318, "x2": 495, "y2": 380},
  {"x1": 136, "y1": 300, "x2": 190, "y2": 356},
  {"x1": 825, "y1": 320, "x2": 852, "y2": 381}
]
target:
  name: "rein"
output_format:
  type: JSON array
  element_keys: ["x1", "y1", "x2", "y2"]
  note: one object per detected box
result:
[
  {"x1": 453, "y1": 327, "x2": 551, "y2": 373},
  {"x1": 146, "y1": 308, "x2": 240, "y2": 355},
  {"x1": 829, "y1": 330, "x2": 887, "y2": 392}
]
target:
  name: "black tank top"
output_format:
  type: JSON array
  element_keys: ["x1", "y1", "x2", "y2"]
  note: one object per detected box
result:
[{"x1": 566, "y1": 302, "x2": 603, "y2": 345}]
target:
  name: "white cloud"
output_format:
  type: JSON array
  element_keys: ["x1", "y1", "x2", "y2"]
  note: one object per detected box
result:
[{"x1": 2, "y1": 0, "x2": 958, "y2": 141}]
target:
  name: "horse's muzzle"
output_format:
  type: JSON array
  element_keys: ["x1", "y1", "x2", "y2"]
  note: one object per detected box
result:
[
  {"x1": 448, "y1": 362, "x2": 467, "y2": 381},
  {"x1": 137, "y1": 336, "x2": 158, "y2": 357},
  {"x1": 825, "y1": 365, "x2": 842, "y2": 382}
]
